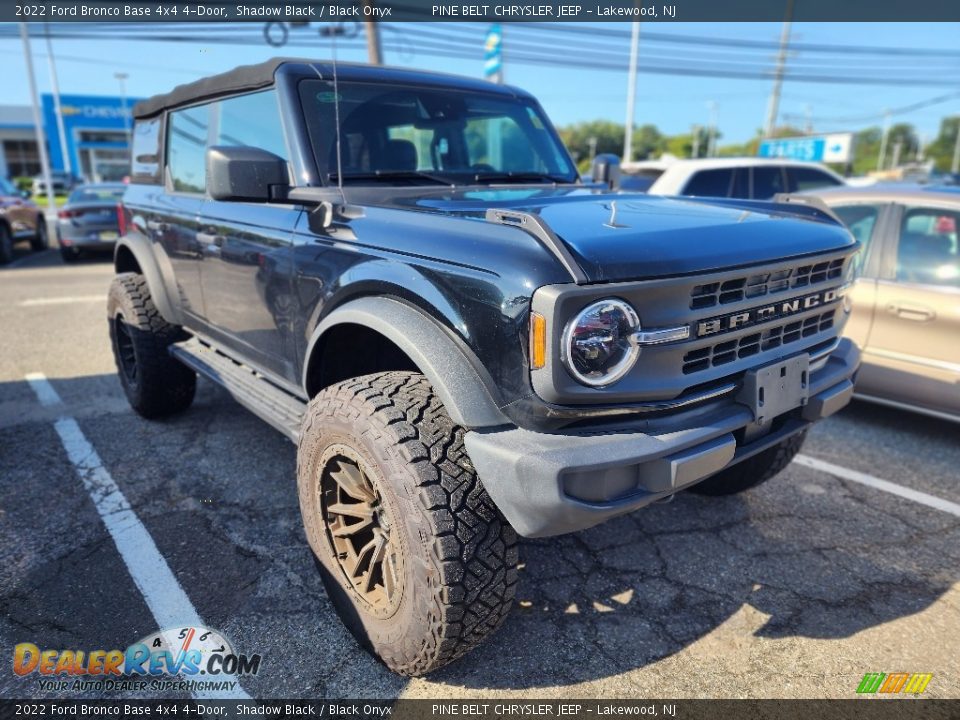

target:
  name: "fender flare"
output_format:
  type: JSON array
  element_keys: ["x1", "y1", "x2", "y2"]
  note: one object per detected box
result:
[
  {"x1": 114, "y1": 235, "x2": 182, "y2": 325},
  {"x1": 304, "y1": 296, "x2": 511, "y2": 429}
]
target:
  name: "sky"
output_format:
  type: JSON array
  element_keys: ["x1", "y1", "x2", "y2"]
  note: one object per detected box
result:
[{"x1": 1, "y1": 21, "x2": 959, "y2": 147}]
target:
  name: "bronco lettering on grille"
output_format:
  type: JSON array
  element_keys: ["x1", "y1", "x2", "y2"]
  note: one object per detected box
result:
[{"x1": 696, "y1": 287, "x2": 845, "y2": 338}]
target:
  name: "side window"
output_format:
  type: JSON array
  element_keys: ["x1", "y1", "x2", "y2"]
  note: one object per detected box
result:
[
  {"x1": 730, "y1": 168, "x2": 749, "y2": 199},
  {"x1": 831, "y1": 204, "x2": 882, "y2": 277},
  {"x1": 167, "y1": 105, "x2": 209, "y2": 194},
  {"x1": 215, "y1": 91, "x2": 288, "y2": 161},
  {"x1": 683, "y1": 168, "x2": 734, "y2": 197},
  {"x1": 131, "y1": 118, "x2": 161, "y2": 183},
  {"x1": 786, "y1": 166, "x2": 842, "y2": 192},
  {"x1": 896, "y1": 206, "x2": 960, "y2": 288},
  {"x1": 751, "y1": 166, "x2": 786, "y2": 199}
]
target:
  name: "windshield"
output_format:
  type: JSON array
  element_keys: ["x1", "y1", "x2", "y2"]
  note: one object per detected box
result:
[
  {"x1": 298, "y1": 79, "x2": 578, "y2": 186},
  {"x1": 68, "y1": 186, "x2": 126, "y2": 203}
]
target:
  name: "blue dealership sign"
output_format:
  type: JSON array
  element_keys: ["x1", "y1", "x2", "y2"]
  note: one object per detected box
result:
[{"x1": 758, "y1": 133, "x2": 853, "y2": 164}]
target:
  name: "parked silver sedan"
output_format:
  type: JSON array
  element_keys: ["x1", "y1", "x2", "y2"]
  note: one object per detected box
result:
[
  {"x1": 808, "y1": 184, "x2": 960, "y2": 422},
  {"x1": 56, "y1": 183, "x2": 126, "y2": 262}
]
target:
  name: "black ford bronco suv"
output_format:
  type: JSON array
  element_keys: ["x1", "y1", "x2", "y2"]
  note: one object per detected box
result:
[{"x1": 109, "y1": 59, "x2": 860, "y2": 675}]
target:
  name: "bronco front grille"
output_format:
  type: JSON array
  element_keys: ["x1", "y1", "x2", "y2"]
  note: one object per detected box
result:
[
  {"x1": 690, "y1": 257, "x2": 845, "y2": 310},
  {"x1": 682, "y1": 310, "x2": 836, "y2": 374}
]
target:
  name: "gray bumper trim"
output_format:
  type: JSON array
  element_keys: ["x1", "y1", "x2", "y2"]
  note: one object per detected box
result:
[{"x1": 465, "y1": 338, "x2": 860, "y2": 538}]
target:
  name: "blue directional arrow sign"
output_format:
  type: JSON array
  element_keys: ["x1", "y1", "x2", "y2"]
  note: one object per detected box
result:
[{"x1": 758, "y1": 133, "x2": 854, "y2": 163}]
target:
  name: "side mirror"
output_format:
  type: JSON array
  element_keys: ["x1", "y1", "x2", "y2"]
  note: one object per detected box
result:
[
  {"x1": 591, "y1": 154, "x2": 622, "y2": 190},
  {"x1": 206, "y1": 145, "x2": 288, "y2": 202}
]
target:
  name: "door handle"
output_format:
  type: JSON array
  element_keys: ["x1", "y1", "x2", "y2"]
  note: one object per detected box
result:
[{"x1": 886, "y1": 302, "x2": 936, "y2": 322}]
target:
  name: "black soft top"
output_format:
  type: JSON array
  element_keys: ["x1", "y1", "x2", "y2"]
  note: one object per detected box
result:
[{"x1": 132, "y1": 57, "x2": 529, "y2": 120}]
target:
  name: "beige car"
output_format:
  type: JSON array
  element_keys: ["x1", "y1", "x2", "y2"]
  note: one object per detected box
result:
[{"x1": 811, "y1": 185, "x2": 960, "y2": 422}]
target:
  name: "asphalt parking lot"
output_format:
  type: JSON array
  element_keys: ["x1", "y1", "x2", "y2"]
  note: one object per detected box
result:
[{"x1": 1, "y1": 242, "x2": 958, "y2": 700}]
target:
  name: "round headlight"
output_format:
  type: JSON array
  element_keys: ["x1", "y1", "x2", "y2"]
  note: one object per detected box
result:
[{"x1": 562, "y1": 299, "x2": 640, "y2": 387}]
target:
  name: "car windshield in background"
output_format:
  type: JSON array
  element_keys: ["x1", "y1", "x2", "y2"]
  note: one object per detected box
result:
[
  {"x1": 298, "y1": 80, "x2": 578, "y2": 186},
  {"x1": 67, "y1": 186, "x2": 126, "y2": 203}
]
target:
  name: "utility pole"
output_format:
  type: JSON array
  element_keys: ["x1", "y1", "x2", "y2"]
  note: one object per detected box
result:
[
  {"x1": 706, "y1": 100, "x2": 717, "y2": 157},
  {"x1": 361, "y1": 0, "x2": 383, "y2": 65},
  {"x1": 622, "y1": 22, "x2": 640, "y2": 162},
  {"x1": 763, "y1": 0, "x2": 794, "y2": 138},
  {"x1": 891, "y1": 140, "x2": 902, "y2": 170},
  {"x1": 877, "y1": 110, "x2": 891, "y2": 172},
  {"x1": 951, "y1": 117, "x2": 960, "y2": 174},
  {"x1": 44, "y1": 26, "x2": 71, "y2": 177},
  {"x1": 691, "y1": 124, "x2": 701, "y2": 159},
  {"x1": 19, "y1": 23, "x2": 55, "y2": 215},
  {"x1": 804, "y1": 104, "x2": 813, "y2": 134}
]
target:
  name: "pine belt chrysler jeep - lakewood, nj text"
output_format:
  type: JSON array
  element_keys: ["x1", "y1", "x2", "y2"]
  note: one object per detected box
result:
[{"x1": 108, "y1": 59, "x2": 860, "y2": 675}]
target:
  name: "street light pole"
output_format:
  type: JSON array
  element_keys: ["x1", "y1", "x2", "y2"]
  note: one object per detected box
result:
[
  {"x1": 19, "y1": 23, "x2": 56, "y2": 215},
  {"x1": 44, "y1": 26, "x2": 71, "y2": 178},
  {"x1": 706, "y1": 100, "x2": 718, "y2": 157},
  {"x1": 115, "y1": 72, "x2": 131, "y2": 139},
  {"x1": 622, "y1": 21, "x2": 640, "y2": 163}
]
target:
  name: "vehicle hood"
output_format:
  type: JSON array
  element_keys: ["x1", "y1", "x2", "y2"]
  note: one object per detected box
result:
[{"x1": 393, "y1": 189, "x2": 856, "y2": 282}]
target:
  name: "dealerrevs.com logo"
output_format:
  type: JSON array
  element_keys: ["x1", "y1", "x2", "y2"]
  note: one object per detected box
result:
[
  {"x1": 856, "y1": 672, "x2": 933, "y2": 695},
  {"x1": 12, "y1": 626, "x2": 260, "y2": 693}
]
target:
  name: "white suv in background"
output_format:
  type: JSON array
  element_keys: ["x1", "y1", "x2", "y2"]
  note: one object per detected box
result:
[{"x1": 621, "y1": 157, "x2": 845, "y2": 199}]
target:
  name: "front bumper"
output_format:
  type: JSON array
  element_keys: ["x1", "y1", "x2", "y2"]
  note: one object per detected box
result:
[{"x1": 465, "y1": 338, "x2": 859, "y2": 537}]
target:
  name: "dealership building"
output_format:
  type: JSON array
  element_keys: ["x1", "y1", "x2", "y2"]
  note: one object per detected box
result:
[{"x1": 0, "y1": 93, "x2": 140, "y2": 183}]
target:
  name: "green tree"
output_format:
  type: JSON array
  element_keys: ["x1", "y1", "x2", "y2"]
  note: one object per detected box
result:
[
  {"x1": 924, "y1": 117, "x2": 960, "y2": 172},
  {"x1": 558, "y1": 120, "x2": 625, "y2": 165}
]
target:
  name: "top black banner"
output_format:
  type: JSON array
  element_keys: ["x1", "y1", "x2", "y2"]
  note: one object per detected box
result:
[{"x1": 6, "y1": 0, "x2": 960, "y2": 23}]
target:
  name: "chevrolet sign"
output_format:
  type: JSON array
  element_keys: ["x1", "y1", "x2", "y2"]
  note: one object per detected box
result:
[{"x1": 697, "y1": 287, "x2": 846, "y2": 337}]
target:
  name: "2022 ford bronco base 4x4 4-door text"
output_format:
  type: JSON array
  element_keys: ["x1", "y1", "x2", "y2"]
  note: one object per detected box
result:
[{"x1": 108, "y1": 59, "x2": 860, "y2": 675}]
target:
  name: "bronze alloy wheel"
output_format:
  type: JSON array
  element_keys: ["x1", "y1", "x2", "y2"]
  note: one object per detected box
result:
[{"x1": 319, "y1": 444, "x2": 404, "y2": 618}]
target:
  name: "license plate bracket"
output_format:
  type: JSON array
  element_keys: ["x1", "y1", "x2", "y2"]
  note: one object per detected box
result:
[{"x1": 736, "y1": 354, "x2": 810, "y2": 425}]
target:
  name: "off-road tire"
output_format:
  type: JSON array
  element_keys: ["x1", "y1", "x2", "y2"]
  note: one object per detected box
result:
[
  {"x1": 107, "y1": 273, "x2": 196, "y2": 418},
  {"x1": 297, "y1": 371, "x2": 518, "y2": 676},
  {"x1": 30, "y1": 217, "x2": 48, "y2": 251},
  {"x1": 688, "y1": 429, "x2": 807, "y2": 496},
  {"x1": 0, "y1": 224, "x2": 13, "y2": 265}
]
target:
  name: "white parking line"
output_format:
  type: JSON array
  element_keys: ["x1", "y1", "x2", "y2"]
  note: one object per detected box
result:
[
  {"x1": 18, "y1": 295, "x2": 106, "y2": 307},
  {"x1": 24, "y1": 372, "x2": 251, "y2": 701},
  {"x1": 794, "y1": 453, "x2": 960, "y2": 518}
]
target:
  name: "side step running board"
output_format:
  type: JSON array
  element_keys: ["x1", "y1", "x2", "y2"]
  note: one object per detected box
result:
[{"x1": 169, "y1": 338, "x2": 306, "y2": 443}]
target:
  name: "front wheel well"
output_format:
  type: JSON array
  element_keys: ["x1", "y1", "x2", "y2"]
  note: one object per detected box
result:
[
  {"x1": 305, "y1": 323, "x2": 419, "y2": 398},
  {"x1": 114, "y1": 244, "x2": 142, "y2": 274}
]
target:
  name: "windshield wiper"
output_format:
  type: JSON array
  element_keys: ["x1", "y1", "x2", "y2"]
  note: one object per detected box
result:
[
  {"x1": 471, "y1": 172, "x2": 573, "y2": 184},
  {"x1": 330, "y1": 170, "x2": 454, "y2": 186}
]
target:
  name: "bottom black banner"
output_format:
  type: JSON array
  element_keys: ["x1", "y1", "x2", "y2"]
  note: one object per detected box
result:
[{"x1": 1, "y1": 699, "x2": 958, "y2": 720}]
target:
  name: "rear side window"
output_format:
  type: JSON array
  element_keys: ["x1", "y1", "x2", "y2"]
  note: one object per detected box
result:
[
  {"x1": 786, "y1": 166, "x2": 842, "y2": 192},
  {"x1": 896, "y1": 206, "x2": 960, "y2": 287},
  {"x1": 215, "y1": 91, "x2": 288, "y2": 161},
  {"x1": 167, "y1": 105, "x2": 210, "y2": 194},
  {"x1": 751, "y1": 166, "x2": 787, "y2": 199},
  {"x1": 131, "y1": 118, "x2": 161, "y2": 184},
  {"x1": 683, "y1": 168, "x2": 734, "y2": 197}
]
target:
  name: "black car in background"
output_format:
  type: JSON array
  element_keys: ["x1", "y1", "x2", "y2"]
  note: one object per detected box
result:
[{"x1": 57, "y1": 183, "x2": 126, "y2": 262}]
